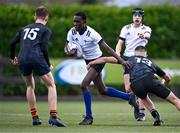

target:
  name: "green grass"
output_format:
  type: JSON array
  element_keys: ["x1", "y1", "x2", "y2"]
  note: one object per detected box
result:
[{"x1": 0, "y1": 101, "x2": 180, "y2": 133}]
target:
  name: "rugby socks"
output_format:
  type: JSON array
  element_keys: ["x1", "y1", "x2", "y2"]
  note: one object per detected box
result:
[
  {"x1": 31, "y1": 107, "x2": 38, "y2": 118},
  {"x1": 106, "y1": 87, "x2": 129, "y2": 101},
  {"x1": 139, "y1": 108, "x2": 145, "y2": 114},
  {"x1": 150, "y1": 109, "x2": 160, "y2": 120},
  {"x1": 50, "y1": 110, "x2": 57, "y2": 118},
  {"x1": 83, "y1": 91, "x2": 93, "y2": 119}
]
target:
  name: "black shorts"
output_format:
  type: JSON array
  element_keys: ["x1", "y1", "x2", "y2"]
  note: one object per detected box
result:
[
  {"x1": 85, "y1": 58, "x2": 105, "y2": 73},
  {"x1": 130, "y1": 74, "x2": 170, "y2": 99},
  {"x1": 19, "y1": 61, "x2": 50, "y2": 76},
  {"x1": 122, "y1": 55, "x2": 130, "y2": 74}
]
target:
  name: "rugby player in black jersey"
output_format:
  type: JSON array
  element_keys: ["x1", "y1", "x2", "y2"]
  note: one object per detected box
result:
[
  {"x1": 88, "y1": 46, "x2": 180, "y2": 126},
  {"x1": 10, "y1": 6, "x2": 65, "y2": 127}
]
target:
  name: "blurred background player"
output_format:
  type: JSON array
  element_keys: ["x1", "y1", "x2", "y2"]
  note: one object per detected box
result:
[
  {"x1": 115, "y1": 7, "x2": 153, "y2": 121},
  {"x1": 10, "y1": 6, "x2": 65, "y2": 127},
  {"x1": 65, "y1": 11, "x2": 138, "y2": 125},
  {"x1": 87, "y1": 46, "x2": 180, "y2": 126}
]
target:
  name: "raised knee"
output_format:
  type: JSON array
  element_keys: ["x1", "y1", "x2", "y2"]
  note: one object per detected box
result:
[
  {"x1": 80, "y1": 82, "x2": 89, "y2": 92},
  {"x1": 99, "y1": 90, "x2": 106, "y2": 95}
]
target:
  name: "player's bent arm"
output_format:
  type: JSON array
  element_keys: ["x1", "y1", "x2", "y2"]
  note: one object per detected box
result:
[
  {"x1": 115, "y1": 39, "x2": 124, "y2": 56},
  {"x1": 10, "y1": 31, "x2": 21, "y2": 60},
  {"x1": 40, "y1": 43, "x2": 51, "y2": 66}
]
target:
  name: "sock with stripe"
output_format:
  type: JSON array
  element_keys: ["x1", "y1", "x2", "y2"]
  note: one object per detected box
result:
[
  {"x1": 139, "y1": 108, "x2": 145, "y2": 114},
  {"x1": 50, "y1": 110, "x2": 57, "y2": 119},
  {"x1": 30, "y1": 107, "x2": 38, "y2": 118}
]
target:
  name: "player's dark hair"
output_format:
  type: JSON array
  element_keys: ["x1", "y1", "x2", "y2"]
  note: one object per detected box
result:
[
  {"x1": 35, "y1": 6, "x2": 49, "y2": 19},
  {"x1": 132, "y1": 7, "x2": 144, "y2": 22},
  {"x1": 74, "y1": 11, "x2": 87, "y2": 20},
  {"x1": 135, "y1": 46, "x2": 147, "y2": 52},
  {"x1": 132, "y1": 7, "x2": 144, "y2": 16}
]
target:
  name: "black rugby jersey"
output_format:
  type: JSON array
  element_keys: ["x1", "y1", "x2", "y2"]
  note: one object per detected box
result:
[
  {"x1": 128, "y1": 56, "x2": 166, "y2": 82},
  {"x1": 10, "y1": 23, "x2": 51, "y2": 66}
]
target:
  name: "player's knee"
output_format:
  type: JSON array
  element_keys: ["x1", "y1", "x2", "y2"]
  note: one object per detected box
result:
[
  {"x1": 98, "y1": 89, "x2": 106, "y2": 95},
  {"x1": 80, "y1": 81, "x2": 89, "y2": 91},
  {"x1": 48, "y1": 83, "x2": 56, "y2": 89},
  {"x1": 44, "y1": 79, "x2": 56, "y2": 88},
  {"x1": 27, "y1": 85, "x2": 35, "y2": 90}
]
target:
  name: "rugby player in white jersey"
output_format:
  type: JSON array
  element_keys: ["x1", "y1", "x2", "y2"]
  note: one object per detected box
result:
[
  {"x1": 115, "y1": 8, "x2": 154, "y2": 121},
  {"x1": 65, "y1": 12, "x2": 139, "y2": 125}
]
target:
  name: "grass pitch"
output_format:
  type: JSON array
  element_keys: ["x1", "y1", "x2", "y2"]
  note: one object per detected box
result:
[{"x1": 0, "y1": 101, "x2": 180, "y2": 133}]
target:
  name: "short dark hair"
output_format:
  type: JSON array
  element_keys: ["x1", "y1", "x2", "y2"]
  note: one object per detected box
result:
[
  {"x1": 74, "y1": 11, "x2": 87, "y2": 20},
  {"x1": 135, "y1": 46, "x2": 147, "y2": 52},
  {"x1": 35, "y1": 6, "x2": 49, "y2": 18}
]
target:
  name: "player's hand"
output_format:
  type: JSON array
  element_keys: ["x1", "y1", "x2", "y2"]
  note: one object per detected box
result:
[
  {"x1": 86, "y1": 63, "x2": 92, "y2": 70},
  {"x1": 162, "y1": 74, "x2": 171, "y2": 86},
  {"x1": 65, "y1": 48, "x2": 77, "y2": 57},
  {"x1": 122, "y1": 61, "x2": 132, "y2": 69},
  {"x1": 10, "y1": 57, "x2": 18, "y2": 65},
  {"x1": 138, "y1": 33, "x2": 145, "y2": 39},
  {"x1": 126, "y1": 87, "x2": 132, "y2": 94},
  {"x1": 161, "y1": 79, "x2": 169, "y2": 86},
  {"x1": 50, "y1": 65, "x2": 54, "y2": 71}
]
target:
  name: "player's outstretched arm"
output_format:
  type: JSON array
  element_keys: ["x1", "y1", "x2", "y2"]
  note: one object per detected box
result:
[
  {"x1": 87, "y1": 57, "x2": 117, "y2": 69},
  {"x1": 100, "y1": 41, "x2": 132, "y2": 68}
]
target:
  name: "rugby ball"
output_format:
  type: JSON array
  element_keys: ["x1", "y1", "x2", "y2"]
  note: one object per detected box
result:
[{"x1": 64, "y1": 41, "x2": 83, "y2": 57}]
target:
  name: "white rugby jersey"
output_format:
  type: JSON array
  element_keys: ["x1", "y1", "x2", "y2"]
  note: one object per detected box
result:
[
  {"x1": 119, "y1": 23, "x2": 151, "y2": 57},
  {"x1": 67, "y1": 26, "x2": 102, "y2": 60}
]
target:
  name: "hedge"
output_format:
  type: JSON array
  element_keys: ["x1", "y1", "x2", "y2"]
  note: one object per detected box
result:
[
  {"x1": 0, "y1": 4, "x2": 180, "y2": 58},
  {"x1": 0, "y1": 4, "x2": 180, "y2": 96}
]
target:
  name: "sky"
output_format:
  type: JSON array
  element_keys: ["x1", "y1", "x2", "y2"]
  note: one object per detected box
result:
[{"x1": 106, "y1": 0, "x2": 142, "y2": 7}]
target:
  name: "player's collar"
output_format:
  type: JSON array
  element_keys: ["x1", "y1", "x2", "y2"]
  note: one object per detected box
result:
[
  {"x1": 78, "y1": 26, "x2": 87, "y2": 35},
  {"x1": 132, "y1": 23, "x2": 143, "y2": 28}
]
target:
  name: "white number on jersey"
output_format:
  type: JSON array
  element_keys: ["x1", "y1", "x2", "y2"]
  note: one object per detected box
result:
[
  {"x1": 23, "y1": 28, "x2": 40, "y2": 40},
  {"x1": 135, "y1": 57, "x2": 152, "y2": 67}
]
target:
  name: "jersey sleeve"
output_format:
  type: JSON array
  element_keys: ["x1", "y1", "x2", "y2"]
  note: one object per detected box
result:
[
  {"x1": 91, "y1": 29, "x2": 102, "y2": 44},
  {"x1": 10, "y1": 30, "x2": 21, "y2": 59},
  {"x1": 67, "y1": 29, "x2": 73, "y2": 42},
  {"x1": 144, "y1": 26, "x2": 152, "y2": 35},
  {"x1": 40, "y1": 28, "x2": 52, "y2": 66},
  {"x1": 152, "y1": 62, "x2": 166, "y2": 77},
  {"x1": 119, "y1": 26, "x2": 126, "y2": 41}
]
